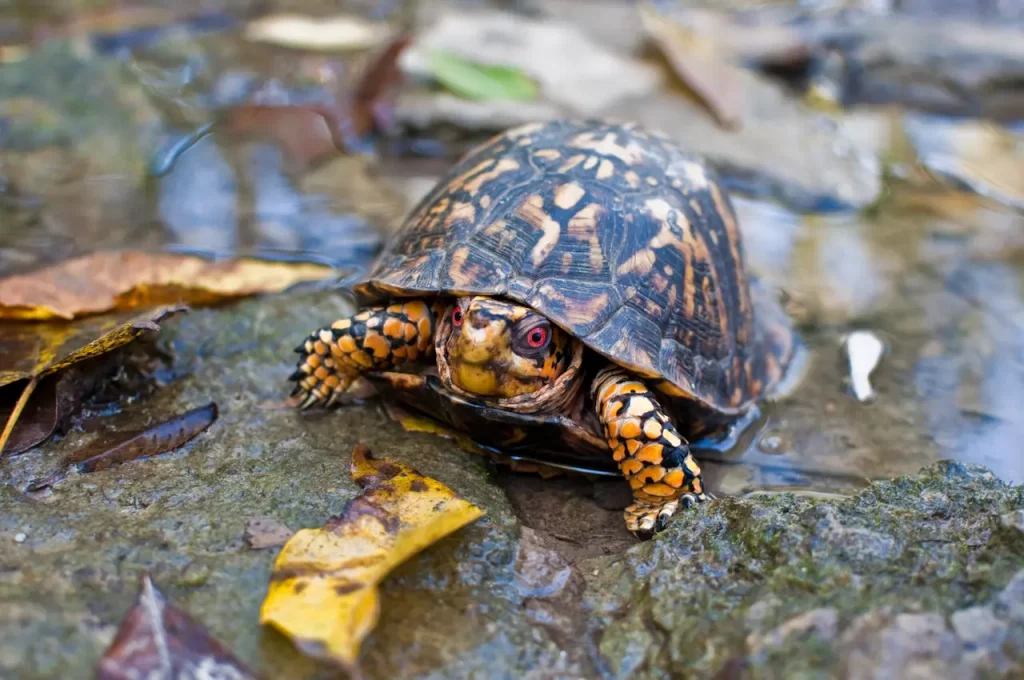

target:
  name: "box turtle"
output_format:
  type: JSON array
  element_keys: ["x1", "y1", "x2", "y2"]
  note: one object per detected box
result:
[{"x1": 289, "y1": 119, "x2": 800, "y2": 537}]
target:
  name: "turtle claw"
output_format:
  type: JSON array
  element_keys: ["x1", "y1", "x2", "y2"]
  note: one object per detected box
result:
[
  {"x1": 624, "y1": 498, "x2": 681, "y2": 539},
  {"x1": 298, "y1": 392, "x2": 321, "y2": 410}
]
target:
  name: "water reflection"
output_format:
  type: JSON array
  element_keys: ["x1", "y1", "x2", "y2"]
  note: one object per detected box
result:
[
  {"x1": 704, "y1": 188, "x2": 1024, "y2": 497},
  {"x1": 156, "y1": 135, "x2": 381, "y2": 267}
]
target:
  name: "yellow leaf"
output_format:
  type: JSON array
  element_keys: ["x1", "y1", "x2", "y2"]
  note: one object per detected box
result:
[
  {"x1": 0, "y1": 251, "x2": 336, "y2": 320},
  {"x1": 259, "y1": 444, "x2": 486, "y2": 669},
  {"x1": 0, "y1": 305, "x2": 185, "y2": 389}
]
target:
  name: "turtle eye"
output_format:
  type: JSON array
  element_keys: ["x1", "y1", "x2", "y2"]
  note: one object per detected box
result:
[
  {"x1": 526, "y1": 326, "x2": 549, "y2": 349},
  {"x1": 452, "y1": 306, "x2": 464, "y2": 326}
]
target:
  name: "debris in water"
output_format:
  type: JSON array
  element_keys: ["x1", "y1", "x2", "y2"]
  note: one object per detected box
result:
[
  {"x1": 26, "y1": 403, "x2": 218, "y2": 491},
  {"x1": 843, "y1": 330, "x2": 885, "y2": 402}
]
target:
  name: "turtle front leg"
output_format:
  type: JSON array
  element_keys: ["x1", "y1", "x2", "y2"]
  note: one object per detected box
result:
[
  {"x1": 591, "y1": 366, "x2": 707, "y2": 537},
  {"x1": 290, "y1": 299, "x2": 446, "y2": 408}
]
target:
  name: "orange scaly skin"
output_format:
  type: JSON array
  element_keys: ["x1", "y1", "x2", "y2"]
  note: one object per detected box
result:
[
  {"x1": 290, "y1": 299, "x2": 445, "y2": 408},
  {"x1": 591, "y1": 365, "x2": 707, "y2": 535}
]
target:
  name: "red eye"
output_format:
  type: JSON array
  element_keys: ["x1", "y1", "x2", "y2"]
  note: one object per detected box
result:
[
  {"x1": 452, "y1": 307, "x2": 463, "y2": 326},
  {"x1": 527, "y1": 327, "x2": 548, "y2": 348}
]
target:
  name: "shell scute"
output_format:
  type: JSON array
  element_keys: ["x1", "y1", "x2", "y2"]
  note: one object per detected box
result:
[{"x1": 354, "y1": 119, "x2": 796, "y2": 412}]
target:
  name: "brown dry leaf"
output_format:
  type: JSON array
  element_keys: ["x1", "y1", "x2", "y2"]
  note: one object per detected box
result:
[
  {"x1": 259, "y1": 443, "x2": 485, "y2": 670},
  {"x1": 26, "y1": 402, "x2": 218, "y2": 491},
  {"x1": 639, "y1": 2, "x2": 744, "y2": 129},
  {"x1": 0, "y1": 305, "x2": 185, "y2": 456},
  {"x1": 218, "y1": 34, "x2": 411, "y2": 169},
  {"x1": 97, "y1": 573, "x2": 260, "y2": 680},
  {"x1": 0, "y1": 251, "x2": 335, "y2": 321}
]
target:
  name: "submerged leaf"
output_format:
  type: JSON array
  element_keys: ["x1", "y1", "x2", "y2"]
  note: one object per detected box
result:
[
  {"x1": 217, "y1": 35, "x2": 411, "y2": 169},
  {"x1": 97, "y1": 573, "x2": 260, "y2": 680},
  {"x1": 0, "y1": 305, "x2": 185, "y2": 456},
  {"x1": 260, "y1": 443, "x2": 485, "y2": 669},
  {"x1": 639, "y1": 3, "x2": 743, "y2": 129},
  {"x1": 0, "y1": 251, "x2": 335, "y2": 321},
  {"x1": 424, "y1": 50, "x2": 539, "y2": 102},
  {"x1": 27, "y1": 403, "x2": 218, "y2": 491}
]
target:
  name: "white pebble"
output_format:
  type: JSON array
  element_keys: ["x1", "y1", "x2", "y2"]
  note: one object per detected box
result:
[{"x1": 14, "y1": 533, "x2": 26, "y2": 543}]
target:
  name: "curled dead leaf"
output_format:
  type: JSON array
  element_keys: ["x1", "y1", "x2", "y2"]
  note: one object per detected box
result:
[
  {"x1": 26, "y1": 402, "x2": 218, "y2": 491},
  {"x1": 259, "y1": 443, "x2": 485, "y2": 670},
  {"x1": 0, "y1": 305, "x2": 185, "y2": 456},
  {"x1": 217, "y1": 34, "x2": 411, "y2": 171},
  {"x1": 639, "y1": 3, "x2": 744, "y2": 129},
  {"x1": 0, "y1": 251, "x2": 336, "y2": 321},
  {"x1": 97, "y1": 572, "x2": 260, "y2": 680}
]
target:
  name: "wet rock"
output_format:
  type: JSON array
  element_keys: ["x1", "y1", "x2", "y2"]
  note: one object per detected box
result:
[
  {"x1": 604, "y1": 78, "x2": 887, "y2": 211},
  {"x1": 747, "y1": 607, "x2": 838, "y2": 655},
  {"x1": 0, "y1": 290, "x2": 563, "y2": 679},
  {"x1": 661, "y1": 6, "x2": 1024, "y2": 121},
  {"x1": 583, "y1": 460, "x2": 1024, "y2": 677},
  {"x1": 1002, "y1": 510, "x2": 1024, "y2": 533},
  {"x1": 399, "y1": 10, "x2": 661, "y2": 117},
  {"x1": 838, "y1": 18, "x2": 1024, "y2": 121},
  {"x1": 903, "y1": 114, "x2": 1024, "y2": 213},
  {"x1": 839, "y1": 610, "x2": 964, "y2": 680}
]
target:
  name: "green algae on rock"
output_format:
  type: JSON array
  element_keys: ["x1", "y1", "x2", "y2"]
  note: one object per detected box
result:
[{"x1": 584, "y1": 460, "x2": 1024, "y2": 679}]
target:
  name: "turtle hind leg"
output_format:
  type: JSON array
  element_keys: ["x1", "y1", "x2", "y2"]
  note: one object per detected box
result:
[
  {"x1": 591, "y1": 366, "x2": 708, "y2": 537},
  {"x1": 290, "y1": 299, "x2": 445, "y2": 409}
]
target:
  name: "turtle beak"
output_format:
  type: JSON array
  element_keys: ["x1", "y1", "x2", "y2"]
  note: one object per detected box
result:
[{"x1": 455, "y1": 318, "x2": 507, "y2": 365}]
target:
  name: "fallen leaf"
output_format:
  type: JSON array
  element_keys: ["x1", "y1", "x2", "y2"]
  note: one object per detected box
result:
[
  {"x1": 217, "y1": 35, "x2": 411, "y2": 169},
  {"x1": 260, "y1": 443, "x2": 485, "y2": 670},
  {"x1": 26, "y1": 402, "x2": 218, "y2": 491},
  {"x1": 0, "y1": 251, "x2": 336, "y2": 321},
  {"x1": 97, "y1": 572, "x2": 260, "y2": 680},
  {"x1": 245, "y1": 13, "x2": 391, "y2": 52},
  {"x1": 219, "y1": 104, "x2": 344, "y2": 171},
  {"x1": 424, "y1": 50, "x2": 539, "y2": 102},
  {"x1": 639, "y1": 2, "x2": 744, "y2": 129},
  {"x1": 0, "y1": 305, "x2": 185, "y2": 456},
  {"x1": 0, "y1": 375, "x2": 57, "y2": 455},
  {"x1": 345, "y1": 34, "x2": 412, "y2": 142},
  {"x1": 244, "y1": 517, "x2": 295, "y2": 550}
]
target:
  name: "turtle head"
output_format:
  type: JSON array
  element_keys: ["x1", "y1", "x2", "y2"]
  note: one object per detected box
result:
[{"x1": 445, "y1": 296, "x2": 572, "y2": 397}]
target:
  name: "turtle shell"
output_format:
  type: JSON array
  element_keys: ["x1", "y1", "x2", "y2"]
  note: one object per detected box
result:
[{"x1": 353, "y1": 119, "x2": 797, "y2": 415}]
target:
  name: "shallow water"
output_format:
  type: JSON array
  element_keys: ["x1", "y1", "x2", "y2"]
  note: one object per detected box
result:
[{"x1": 1, "y1": 2, "x2": 1023, "y2": 504}]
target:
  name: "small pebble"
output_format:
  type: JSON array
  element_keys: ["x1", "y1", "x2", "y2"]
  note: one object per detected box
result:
[
  {"x1": 14, "y1": 533, "x2": 26, "y2": 543},
  {"x1": 758, "y1": 433, "x2": 787, "y2": 455}
]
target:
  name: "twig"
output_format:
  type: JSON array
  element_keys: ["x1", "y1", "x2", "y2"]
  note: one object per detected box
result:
[{"x1": 0, "y1": 375, "x2": 38, "y2": 455}]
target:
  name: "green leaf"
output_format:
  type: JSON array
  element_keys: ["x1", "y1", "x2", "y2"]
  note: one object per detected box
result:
[{"x1": 425, "y1": 50, "x2": 538, "y2": 102}]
